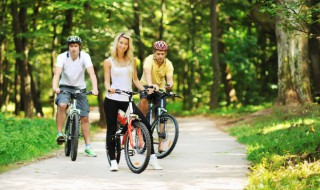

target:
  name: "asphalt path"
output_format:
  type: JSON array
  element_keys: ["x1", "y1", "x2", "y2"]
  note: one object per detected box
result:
[{"x1": 0, "y1": 117, "x2": 248, "y2": 190}]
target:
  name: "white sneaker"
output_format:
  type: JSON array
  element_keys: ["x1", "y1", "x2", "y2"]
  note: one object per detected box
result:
[
  {"x1": 149, "y1": 154, "x2": 162, "y2": 170},
  {"x1": 110, "y1": 160, "x2": 118, "y2": 171}
]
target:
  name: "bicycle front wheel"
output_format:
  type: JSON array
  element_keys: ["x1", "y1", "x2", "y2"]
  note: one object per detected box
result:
[
  {"x1": 70, "y1": 114, "x2": 80, "y2": 161},
  {"x1": 124, "y1": 121, "x2": 151, "y2": 174},
  {"x1": 64, "y1": 117, "x2": 71, "y2": 156},
  {"x1": 152, "y1": 114, "x2": 179, "y2": 159}
]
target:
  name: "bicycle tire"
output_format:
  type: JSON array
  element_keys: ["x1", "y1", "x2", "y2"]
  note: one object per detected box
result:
[
  {"x1": 151, "y1": 114, "x2": 179, "y2": 159},
  {"x1": 124, "y1": 121, "x2": 151, "y2": 174},
  {"x1": 70, "y1": 114, "x2": 80, "y2": 161},
  {"x1": 64, "y1": 117, "x2": 71, "y2": 156},
  {"x1": 106, "y1": 135, "x2": 121, "y2": 165}
]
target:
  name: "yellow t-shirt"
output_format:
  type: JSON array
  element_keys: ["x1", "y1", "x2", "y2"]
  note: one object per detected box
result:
[{"x1": 140, "y1": 55, "x2": 174, "y2": 89}]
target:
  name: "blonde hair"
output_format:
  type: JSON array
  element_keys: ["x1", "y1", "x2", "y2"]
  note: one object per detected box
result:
[{"x1": 110, "y1": 32, "x2": 135, "y2": 67}]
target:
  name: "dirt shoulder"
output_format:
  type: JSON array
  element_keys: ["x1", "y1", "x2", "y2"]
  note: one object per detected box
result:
[{"x1": 206, "y1": 108, "x2": 273, "y2": 131}]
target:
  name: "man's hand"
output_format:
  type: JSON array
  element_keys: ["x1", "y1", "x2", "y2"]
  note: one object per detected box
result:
[
  {"x1": 91, "y1": 89, "x2": 99, "y2": 96},
  {"x1": 164, "y1": 84, "x2": 173, "y2": 91},
  {"x1": 53, "y1": 88, "x2": 61, "y2": 94},
  {"x1": 146, "y1": 88, "x2": 154, "y2": 95},
  {"x1": 152, "y1": 84, "x2": 160, "y2": 91}
]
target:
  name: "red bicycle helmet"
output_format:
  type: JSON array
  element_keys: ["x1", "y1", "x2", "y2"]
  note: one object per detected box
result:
[{"x1": 153, "y1": 41, "x2": 168, "y2": 51}]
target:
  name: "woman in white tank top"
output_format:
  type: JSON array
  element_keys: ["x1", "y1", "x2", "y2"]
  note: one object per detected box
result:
[{"x1": 103, "y1": 33, "x2": 162, "y2": 171}]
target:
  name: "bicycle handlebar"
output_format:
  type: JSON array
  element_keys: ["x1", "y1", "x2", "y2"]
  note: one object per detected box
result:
[
  {"x1": 156, "y1": 89, "x2": 183, "y2": 99},
  {"x1": 109, "y1": 89, "x2": 141, "y2": 96},
  {"x1": 61, "y1": 90, "x2": 93, "y2": 96}
]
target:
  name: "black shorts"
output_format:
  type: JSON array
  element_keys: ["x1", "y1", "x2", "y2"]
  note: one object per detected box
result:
[{"x1": 139, "y1": 86, "x2": 166, "y2": 109}]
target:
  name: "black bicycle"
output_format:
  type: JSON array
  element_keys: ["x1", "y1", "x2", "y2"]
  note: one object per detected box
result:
[
  {"x1": 58, "y1": 90, "x2": 92, "y2": 161},
  {"x1": 146, "y1": 89, "x2": 182, "y2": 159},
  {"x1": 106, "y1": 89, "x2": 152, "y2": 174}
]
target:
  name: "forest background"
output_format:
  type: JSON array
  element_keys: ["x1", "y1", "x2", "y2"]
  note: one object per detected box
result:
[{"x1": 0, "y1": 0, "x2": 319, "y2": 126}]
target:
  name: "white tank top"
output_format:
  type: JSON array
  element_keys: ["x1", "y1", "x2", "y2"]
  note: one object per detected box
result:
[{"x1": 106, "y1": 57, "x2": 133, "y2": 102}]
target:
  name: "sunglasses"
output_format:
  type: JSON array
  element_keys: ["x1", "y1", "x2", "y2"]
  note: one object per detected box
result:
[{"x1": 120, "y1": 33, "x2": 130, "y2": 39}]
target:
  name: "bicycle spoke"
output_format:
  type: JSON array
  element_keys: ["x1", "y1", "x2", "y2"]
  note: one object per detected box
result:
[{"x1": 124, "y1": 122, "x2": 151, "y2": 174}]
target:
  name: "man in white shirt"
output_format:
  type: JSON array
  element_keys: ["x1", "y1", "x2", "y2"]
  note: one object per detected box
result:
[{"x1": 52, "y1": 36, "x2": 98, "y2": 157}]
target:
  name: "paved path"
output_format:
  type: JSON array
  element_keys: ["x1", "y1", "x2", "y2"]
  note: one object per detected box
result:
[{"x1": 0, "y1": 117, "x2": 248, "y2": 190}]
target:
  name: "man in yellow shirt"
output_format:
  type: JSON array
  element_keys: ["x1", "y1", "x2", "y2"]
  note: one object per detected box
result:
[{"x1": 139, "y1": 40, "x2": 174, "y2": 152}]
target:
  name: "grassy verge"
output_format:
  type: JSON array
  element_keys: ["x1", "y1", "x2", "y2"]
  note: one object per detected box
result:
[
  {"x1": 0, "y1": 113, "x2": 60, "y2": 172},
  {"x1": 0, "y1": 112, "x2": 101, "y2": 173},
  {"x1": 228, "y1": 104, "x2": 320, "y2": 189}
]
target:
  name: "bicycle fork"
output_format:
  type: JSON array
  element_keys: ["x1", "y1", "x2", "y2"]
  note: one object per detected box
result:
[{"x1": 127, "y1": 119, "x2": 144, "y2": 149}]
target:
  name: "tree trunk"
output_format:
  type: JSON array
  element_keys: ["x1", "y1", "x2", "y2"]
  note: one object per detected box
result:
[
  {"x1": 185, "y1": 0, "x2": 197, "y2": 110},
  {"x1": 275, "y1": 0, "x2": 311, "y2": 105},
  {"x1": 51, "y1": 16, "x2": 58, "y2": 117},
  {"x1": 84, "y1": 2, "x2": 106, "y2": 127},
  {"x1": 0, "y1": 0, "x2": 6, "y2": 109},
  {"x1": 309, "y1": 0, "x2": 320, "y2": 93},
  {"x1": 158, "y1": 0, "x2": 165, "y2": 40},
  {"x1": 30, "y1": 1, "x2": 43, "y2": 117},
  {"x1": 11, "y1": 1, "x2": 34, "y2": 117},
  {"x1": 209, "y1": 0, "x2": 221, "y2": 109},
  {"x1": 60, "y1": 1, "x2": 73, "y2": 53},
  {"x1": 132, "y1": 0, "x2": 145, "y2": 75}
]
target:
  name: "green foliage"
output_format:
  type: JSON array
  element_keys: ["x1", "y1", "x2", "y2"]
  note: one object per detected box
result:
[
  {"x1": 229, "y1": 104, "x2": 320, "y2": 189},
  {"x1": 0, "y1": 113, "x2": 59, "y2": 167}
]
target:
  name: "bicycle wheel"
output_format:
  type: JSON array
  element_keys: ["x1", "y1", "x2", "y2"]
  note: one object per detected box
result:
[
  {"x1": 64, "y1": 117, "x2": 71, "y2": 156},
  {"x1": 106, "y1": 134, "x2": 121, "y2": 166},
  {"x1": 70, "y1": 114, "x2": 80, "y2": 161},
  {"x1": 124, "y1": 121, "x2": 151, "y2": 174},
  {"x1": 152, "y1": 114, "x2": 179, "y2": 159}
]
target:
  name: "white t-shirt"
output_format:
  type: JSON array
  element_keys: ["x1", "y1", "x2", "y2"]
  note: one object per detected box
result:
[
  {"x1": 106, "y1": 57, "x2": 133, "y2": 102},
  {"x1": 56, "y1": 51, "x2": 93, "y2": 89}
]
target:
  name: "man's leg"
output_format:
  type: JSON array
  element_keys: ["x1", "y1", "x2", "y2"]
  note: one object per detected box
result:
[
  {"x1": 138, "y1": 97, "x2": 149, "y2": 117},
  {"x1": 81, "y1": 117, "x2": 91, "y2": 145},
  {"x1": 56, "y1": 104, "x2": 67, "y2": 133},
  {"x1": 81, "y1": 116, "x2": 97, "y2": 157}
]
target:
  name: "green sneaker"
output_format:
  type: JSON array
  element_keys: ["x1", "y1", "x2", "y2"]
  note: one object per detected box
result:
[
  {"x1": 84, "y1": 146, "x2": 97, "y2": 157},
  {"x1": 56, "y1": 132, "x2": 65, "y2": 145}
]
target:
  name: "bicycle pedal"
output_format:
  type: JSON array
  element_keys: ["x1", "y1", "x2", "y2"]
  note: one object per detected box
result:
[
  {"x1": 57, "y1": 138, "x2": 65, "y2": 145},
  {"x1": 158, "y1": 132, "x2": 166, "y2": 139},
  {"x1": 128, "y1": 150, "x2": 135, "y2": 156}
]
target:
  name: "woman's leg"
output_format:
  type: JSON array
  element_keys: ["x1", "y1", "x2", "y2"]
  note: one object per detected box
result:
[{"x1": 104, "y1": 98, "x2": 119, "y2": 160}]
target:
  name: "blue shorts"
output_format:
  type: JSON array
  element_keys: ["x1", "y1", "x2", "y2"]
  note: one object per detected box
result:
[{"x1": 55, "y1": 85, "x2": 90, "y2": 117}]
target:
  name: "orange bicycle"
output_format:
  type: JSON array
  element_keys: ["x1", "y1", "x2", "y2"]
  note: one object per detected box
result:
[{"x1": 106, "y1": 89, "x2": 151, "y2": 174}]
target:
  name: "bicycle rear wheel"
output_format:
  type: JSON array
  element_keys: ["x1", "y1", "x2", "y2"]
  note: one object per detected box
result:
[
  {"x1": 152, "y1": 114, "x2": 179, "y2": 159},
  {"x1": 70, "y1": 114, "x2": 80, "y2": 161},
  {"x1": 124, "y1": 121, "x2": 151, "y2": 174},
  {"x1": 64, "y1": 117, "x2": 71, "y2": 156}
]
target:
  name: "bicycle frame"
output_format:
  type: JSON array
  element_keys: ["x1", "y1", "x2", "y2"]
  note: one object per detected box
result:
[
  {"x1": 62, "y1": 89, "x2": 92, "y2": 161},
  {"x1": 108, "y1": 89, "x2": 152, "y2": 173},
  {"x1": 115, "y1": 90, "x2": 144, "y2": 149},
  {"x1": 147, "y1": 90, "x2": 170, "y2": 126}
]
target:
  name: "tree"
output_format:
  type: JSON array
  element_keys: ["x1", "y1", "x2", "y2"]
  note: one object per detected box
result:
[
  {"x1": 11, "y1": 0, "x2": 34, "y2": 117},
  {"x1": 275, "y1": 0, "x2": 311, "y2": 105},
  {"x1": 209, "y1": 0, "x2": 221, "y2": 109}
]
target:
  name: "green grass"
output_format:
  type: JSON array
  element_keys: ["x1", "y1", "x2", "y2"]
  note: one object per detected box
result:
[
  {"x1": 228, "y1": 104, "x2": 320, "y2": 189},
  {"x1": 0, "y1": 113, "x2": 60, "y2": 172}
]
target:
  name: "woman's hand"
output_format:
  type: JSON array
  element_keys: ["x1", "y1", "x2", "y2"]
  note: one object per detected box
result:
[{"x1": 107, "y1": 88, "x2": 116, "y2": 94}]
